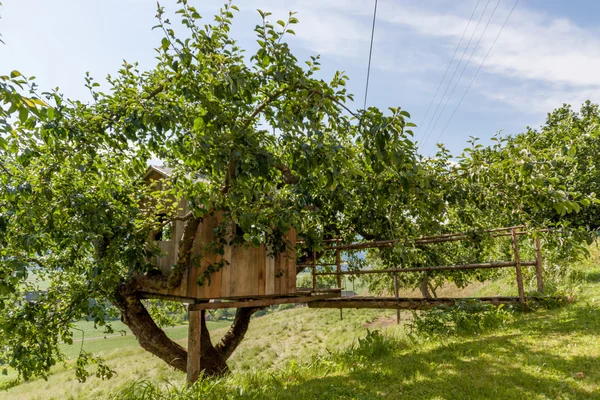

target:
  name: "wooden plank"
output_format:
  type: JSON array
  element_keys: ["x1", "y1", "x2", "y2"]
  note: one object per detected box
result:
[
  {"x1": 511, "y1": 228, "x2": 526, "y2": 303},
  {"x1": 535, "y1": 237, "x2": 544, "y2": 293},
  {"x1": 265, "y1": 247, "x2": 275, "y2": 295},
  {"x1": 207, "y1": 214, "x2": 223, "y2": 300},
  {"x1": 258, "y1": 244, "x2": 266, "y2": 296},
  {"x1": 186, "y1": 308, "x2": 202, "y2": 384},
  {"x1": 186, "y1": 218, "x2": 204, "y2": 299},
  {"x1": 287, "y1": 228, "x2": 297, "y2": 294},
  {"x1": 229, "y1": 244, "x2": 239, "y2": 297},
  {"x1": 189, "y1": 293, "x2": 339, "y2": 311},
  {"x1": 233, "y1": 244, "x2": 251, "y2": 297},
  {"x1": 220, "y1": 234, "x2": 233, "y2": 298},
  {"x1": 139, "y1": 290, "x2": 317, "y2": 303},
  {"x1": 274, "y1": 251, "x2": 282, "y2": 295}
]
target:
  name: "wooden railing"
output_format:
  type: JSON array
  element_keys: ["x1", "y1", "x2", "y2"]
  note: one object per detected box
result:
[{"x1": 301, "y1": 226, "x2": 545, "y2": 304}]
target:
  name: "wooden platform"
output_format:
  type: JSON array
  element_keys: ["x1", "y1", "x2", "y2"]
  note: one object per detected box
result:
[{"x1": 307, "y1": 296, "x2": 565, "y2": 310}]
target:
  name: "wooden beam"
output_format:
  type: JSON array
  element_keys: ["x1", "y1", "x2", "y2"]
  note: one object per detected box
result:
[
  {"x1": 314, "y1": 261, "x2": 537, "y2": 276},
  {"x1": 394, "y1": 271, "x2": 400, "y2": 324},
  {"x1": 296, "y1": 287, "x2": 342, "y2": 293},
  {"x1": 336, "y1": 249, "x2": 342, "y2": 290},
  {"x1": 186, "y1": 308, "x2": 202, "y2": 384},
  {"x1": 307, "y1": 296, "x2": 560, "y2": 310},
  {"x1": 324, "y1": 226, "x2": 528, "y2": 251},
  {"x1": 188, "y1": 293, "x2": 339, "y2": 311},
  {"x1": 312, "y1": 251, "x2": 317, "y2": 292}
]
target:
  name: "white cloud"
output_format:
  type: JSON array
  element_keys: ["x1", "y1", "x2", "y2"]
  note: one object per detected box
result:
[{"x1": 248, "y1": 0, "x2": 600, "y2": 112}]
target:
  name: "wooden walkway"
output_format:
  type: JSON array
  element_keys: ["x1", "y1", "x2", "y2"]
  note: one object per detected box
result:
[{"x1": 307, "y1": 296, "x2": 564, "y2": 310}]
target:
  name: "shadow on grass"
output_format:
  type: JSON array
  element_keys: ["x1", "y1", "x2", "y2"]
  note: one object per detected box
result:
[
  {"x1": 269, "y1": 299, "x2": 600, "y2": 399},
  {"x1": 271, "y1": 333, "x2": 599, "y2": 400},
  {"x1": 582, "y1": 270, "x2": 600, "y2": 283},
  {"x1": 514, "y1": 303, "x2": 600, "y2": 336}
]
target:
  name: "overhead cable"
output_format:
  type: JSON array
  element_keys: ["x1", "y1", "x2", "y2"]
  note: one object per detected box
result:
[
  {"x1": 363, "y1": 0, "x2": 378, "y2": 110},
  {"x1": 430, "y1": 0, "x2": 520, "y2": 155},
  {"x1": 415, "y1": 0, "x2": 482, "y2": 137},
  {"x1": 418, "y1": 0, "x2": 492, "y2": 151}
]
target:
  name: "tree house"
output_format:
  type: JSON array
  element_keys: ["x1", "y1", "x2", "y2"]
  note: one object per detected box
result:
[{"x1": 142, "y1": 166, "x2": 299, "y2": 303}]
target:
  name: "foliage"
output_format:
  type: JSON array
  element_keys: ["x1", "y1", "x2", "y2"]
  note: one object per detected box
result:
[
  {"x1": 1, "y1": 0, "x2": 600, "y2": 383},
  {"x1": 0, "y1": 0, "x2": 422, "y2": 380},
  {"x1": 411, "y1": 300, "x2": 514, "y2": 337}
]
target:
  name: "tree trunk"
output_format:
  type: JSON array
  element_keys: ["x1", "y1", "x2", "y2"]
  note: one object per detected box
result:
[
  {"x1": 114, "y1": 290, "x2": 257, "y2": 377},
  {"x1": 420, "y1": 276, "x2": 432, "y2": 299}
]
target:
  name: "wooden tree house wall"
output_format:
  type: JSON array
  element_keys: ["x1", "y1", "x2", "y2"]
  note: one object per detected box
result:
[{"x1": 142, "y1": 166, "x2": 298, "y2": 302}]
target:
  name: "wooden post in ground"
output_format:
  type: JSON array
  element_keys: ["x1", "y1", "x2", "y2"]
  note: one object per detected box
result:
[
  {"x1": 511, "y1": 228, "x2": 526, "y2": 303},
  {"x1": 336, "y1": 249, "x2": 343, "y2": 320},
  {"x1": 336, "y1": 249, "x2": 342, "y2": 289},
  {"x1": 534, "y1": 237, "x2": 544, "y2": 293},
  {"x1": 186, "y1": 307, "x2": 203, "y2": 384},
  {"x1": 312, "y1": 251, "x2": 317, "y2": 292},
  {"x1": 394, "y1": 270, "x2": 400, "y2": 324}
]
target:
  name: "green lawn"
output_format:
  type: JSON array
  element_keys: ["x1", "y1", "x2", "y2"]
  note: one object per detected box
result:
[{"x1": 2, "y1": 250, "x2": 600, "y2": 399}]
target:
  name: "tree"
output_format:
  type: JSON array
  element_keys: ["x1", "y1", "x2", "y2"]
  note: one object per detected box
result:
[{"x1": 0, "y1": 1, "x2": 420, "y2": 380}]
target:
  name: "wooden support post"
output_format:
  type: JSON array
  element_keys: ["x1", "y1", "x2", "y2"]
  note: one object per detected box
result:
[
  {"x1": 534, "y1": 237, "x2": 544, "y2": 293},
  {"x1": 511, "y1": 228, "x2": 526, "y2": 304},
  {"x1": 336, "y1": 249, "x2": 342, "y2": 289},
  {"x1": 394, "y1": 271, "x2": 400, "y2": 324},
  {"x1": 186, "y1": 307, "x2": 203, "y2": 384},
  {"x1": 312, "y1": 251, "x2": 317, "y2": 292}
]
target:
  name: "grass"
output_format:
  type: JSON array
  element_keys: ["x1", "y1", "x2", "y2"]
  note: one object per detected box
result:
[{"x1": 2, "y1": 249, "x2": 600, "y2": 399}]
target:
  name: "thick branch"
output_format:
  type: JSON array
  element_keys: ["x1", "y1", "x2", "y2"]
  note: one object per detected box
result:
[
  {"x1": 116, "y1": 292, "x2": 188, "y2": 372},
  {"x1": 275, "y1": 162, "x2": 299, "y2": 185},
  {"x1": 168, "y1": 215, "x2": 201, "y2": 288},
  {"x1": 215, "y1": 307, "x2": 260, "y2": 359}
]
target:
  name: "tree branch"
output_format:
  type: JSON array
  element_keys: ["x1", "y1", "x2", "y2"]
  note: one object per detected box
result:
[
  {"x1": 215, "y1": 307, "x2": 261, "y2": 359},
  {"x1": 0, "y1": 161, "x2": 13, "y2": 177},
  {"x1": 167, "y1": 215, "x2": 202, "y2": 288},
  {"x1": 154, "y1": 211, "x2": 195, "y2": 233},
  {"x1": 275, "y1": 162, "x2": 299, "y2": 185}
]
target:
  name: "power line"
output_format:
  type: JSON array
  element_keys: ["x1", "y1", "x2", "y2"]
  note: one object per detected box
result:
[
  {"x1": 430, "y1": 0, "x2": 519, "y2": 155},
  {"x1": 418, "y1": 0, "x2": 492, "y2": 151},
  {"x1": 422, "y1": 0, "x2": 501, "y2": 149},
  {"x1": 416, "y1": 0, "x2": 482, "y2": 137},
  {"x1": 363, "y1": 0, "x2": 378, "y2": 110}
]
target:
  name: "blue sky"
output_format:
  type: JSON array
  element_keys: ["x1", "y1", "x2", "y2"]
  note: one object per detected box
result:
[{"x1": 1, "y1": 0, "x2": 599, "y2": 156}]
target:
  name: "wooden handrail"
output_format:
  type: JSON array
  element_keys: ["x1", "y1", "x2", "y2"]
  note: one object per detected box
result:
[{"x1": 314, "y1": 261, "x2": 537, "y2": 276}]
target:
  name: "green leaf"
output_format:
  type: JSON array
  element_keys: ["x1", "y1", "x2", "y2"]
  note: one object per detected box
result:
[
  {"x1": 18, "y1": 107, "x2": 28, "y2": 123},
  {"x1": 10, "y1": 70, "x2": 22, "y2": 78}
]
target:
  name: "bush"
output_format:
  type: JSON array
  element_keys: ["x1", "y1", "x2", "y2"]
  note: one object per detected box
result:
[{"x1": 412, "y1": 300, "x2": 514, "y2": 336}]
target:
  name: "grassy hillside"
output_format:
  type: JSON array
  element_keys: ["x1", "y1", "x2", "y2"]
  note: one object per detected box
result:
[{"x1": 2, "y1": 249, "x2": 600, "y2": 399}]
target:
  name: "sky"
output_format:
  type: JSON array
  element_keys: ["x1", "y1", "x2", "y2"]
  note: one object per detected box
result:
[{"x1": 1, "y1": 0, "x2": 599, "y2": 156}]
